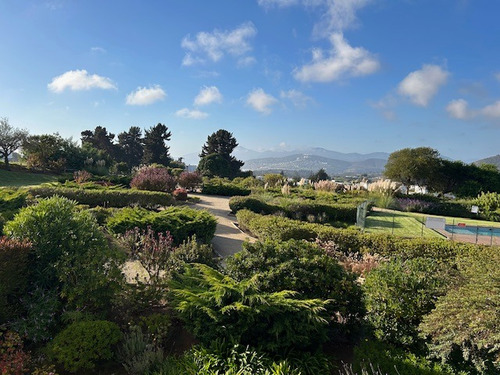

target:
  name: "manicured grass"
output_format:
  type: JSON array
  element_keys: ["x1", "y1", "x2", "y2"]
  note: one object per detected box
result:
[
  {"x1": 365, "y1": 208, "x2": 500, "y2": 238},
  {"x1": 365, "y1": 210, "x2": 443, "y2": 238},
  {"x1": 0, "y1": 168, "x2": 59, "y2": 187}
]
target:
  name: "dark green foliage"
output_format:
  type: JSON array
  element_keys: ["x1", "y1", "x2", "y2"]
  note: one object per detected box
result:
[
  {"x1": 0, "y1": 237, "x2": 30, "y2": 323},
  {"x1": 118, "y1": 326, "x2": 164, "y2": 375},
  {"x1": 236, "y1": 210, "x2": 482, "y2": 261},
  {"x1": 27, "y1": 185, "x2": 172, "y2": 208},
  {"x1": 142, "y1": 123, "x2": 172, "y2": 166},
  {"x1": 153, "y1": 344, "x2": 322, "y2": 375},
  {"x1": 420, "y1": 247, "x2": 500, "y2": 374},
  {"x1": 0, "y1": 188, "x2": 26, "y2": 211},
  {"x1": 229, "y1": 195, "x2": 358, "y2": 224},
  {"x1": 363, "y1": 258, "x2": 451, "y2": 348},
  {"x1": 48, "y1": 320, "x2": 122, "y2": 373},
  {"x1": 81, "y1": 126, "x2": 118, "y2": 161},
  {"x1": 107, "y1": 206, "x2": 217, "y2": 244},
  {"x1": 169, "y1": 263, "x2": 330, "y2": 353},
  {"x1": 309, "y1": 168, "x2": 330, "y2": 183},
  {"x1": 202, "y1": 180, "x2": 251, "y2": 196},
  {"x1": 353, "y1": 340, "x2": 454, "y2": 375},
  {"x1": 117, "y1": 126, "x2": 144, "y2": 169},
  {"x1": 226, "y1": 240, "x2": 364, "y2": 329},
  {"x1": 198, "y1": 130, "x2": 244, "y2": 178},
  {"x1": 173, "y1": 236, "x2": 218, "y2": 269},
  {"x1": 4, "y1": 196, "x2": 124, "y2": 312}
]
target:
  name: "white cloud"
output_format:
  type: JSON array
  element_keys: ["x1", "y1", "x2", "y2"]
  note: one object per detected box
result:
[
  {"x1": 257, "y1": 0, "x2": 372, "y2": 36},
  {"x1": 280, "y1": 89, "x2": 313, "y2": 108},
  {"x1": 126, "y1": 85, "x2": 166, "y2": 106},
  {"x1": 90, "y1": 46, "x2": 106, "y2": 54},
  {"x1": 175, "y1": 108, "x2": 209, "y2": 119},
  {"x1": 238, "y1": 56, "x2": 257, "y2": 67},
  {"x1": 480, "y1": 100, "x2": 500, "y2": 118},
  {"x1": 48, "y1": 69, "x2": 116, "y2": 93},
  {"x1": 181, "y1": 22, "x2": 257, "y2": 65},
  {"x1": 246, "y1": 88, "x2": 278, "y2": 114},
  {"x1": 446, "y1": 99, "x2": 470, "y2": 120},
  {"x1": 398, "y1": 64, "x2": 449, "y2": 107},
  {"x1": 293, "y1": 33, "x2": 379, "y2": 82},
  {"x1": 194, "y1": 86, "x2": 223, "y2": 106}
]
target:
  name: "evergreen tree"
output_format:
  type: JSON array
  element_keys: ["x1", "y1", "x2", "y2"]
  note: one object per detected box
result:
[
  {"x1": 117, "y1": 126, "x2": 143, "y2": 168},
  {"x1": 142, "y1": 123, "x2": 172, "y2": 166},
  {"x1": 80, "y1": 126, "x2": 117, "y2": 160},
  {"x1": 198, "y1": 129, "x2": 243, "y2": 178}
]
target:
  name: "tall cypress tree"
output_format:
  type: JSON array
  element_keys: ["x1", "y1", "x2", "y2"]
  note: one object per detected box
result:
[
  {"x1": 117, "y1": 126, "x2": 143, "y2": 168},
  {"x1": 142, "y1": 123, "x2": 172, "y2": 166}
]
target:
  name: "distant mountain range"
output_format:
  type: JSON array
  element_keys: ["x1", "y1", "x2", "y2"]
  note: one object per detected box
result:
[
  {"x1": 474, "y1": 154, "x2": 500, "y2": 169},
  {"x1": 183, "y1": 147, "x2": 391, "y2": 176}
]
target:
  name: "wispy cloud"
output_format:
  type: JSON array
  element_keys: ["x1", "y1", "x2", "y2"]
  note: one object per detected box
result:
[
  {"x1": 194, "y1": 86, "x2": 223, "y2": 106},
  {"x1": 247, "y1": 88, "x2": 278, "y2": 114},
  {"x1": 280, "y1": 89, "x2": 313, "y2": 108},
  {"x1": 90, "y1": 46, "x2": 106, "y2": 54},
  {"x1": 446, "y1": 98, "x2": 500, "y2": 121},
  {"x1": 126, "y1": 85, "x2": 166, "y2": 106},
  {"x1": 446, "y1": 99, "x2": 470, "y2": 120},
  {"x1": 398, "y1": 64, "x2": 449, "y2": 107},
  {"x1": 175, "y1": 108, "x2": 209, "y2": 119},
  {"x1": 293, "y1": 33, "x2": 379, "y2": 82},
  {"x1": 181, "y1": 22, "x2": 257, "y2": 66},
  {"x1": 48, "y1": 69, "x2": 116, "y2": 93}
]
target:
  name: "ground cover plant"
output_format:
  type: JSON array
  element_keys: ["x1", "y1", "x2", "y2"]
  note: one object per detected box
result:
[{"x1": 0, "y1": 167, "x2": 59, "y2": 187}]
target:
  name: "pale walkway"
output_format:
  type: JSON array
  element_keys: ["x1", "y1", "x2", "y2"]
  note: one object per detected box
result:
[{"x1": 191, "y1": 194, "x2": 256, "y2": 258}]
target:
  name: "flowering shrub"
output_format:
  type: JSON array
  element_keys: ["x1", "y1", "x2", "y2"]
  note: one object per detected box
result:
[
  {"x1": 0, "y1": 330, "x2": 30, "y2": 375},
  {"x1": 73, "y1": 170, "x2": 92, "y2": 184},
  {"x1": 130, "y1": 166, "x2": 176, "y2": 193},
  {"x1": 173, "y1": 188, "x2": 188, "y2": 201},
  {"x1": 177, "y1": 172, "x2": 202, "y2": 191},
  {"x1": 395, "y1": 198, "x2": 434, "y2": 213}
]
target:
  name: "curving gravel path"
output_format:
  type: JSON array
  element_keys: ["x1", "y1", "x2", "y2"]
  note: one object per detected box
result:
[{"x1": 191, "y1": 194, "x2": 256, "y2": 258}]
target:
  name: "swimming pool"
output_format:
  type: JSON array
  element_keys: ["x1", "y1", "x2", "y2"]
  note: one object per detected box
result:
[{"x1": 445, "y1": 225, "x2": 500, "y2": 237}]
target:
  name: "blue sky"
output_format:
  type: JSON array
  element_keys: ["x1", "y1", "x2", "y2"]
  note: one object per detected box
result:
[{"x1": 1, "y1": 0, "x2": 499, "y2": 161}]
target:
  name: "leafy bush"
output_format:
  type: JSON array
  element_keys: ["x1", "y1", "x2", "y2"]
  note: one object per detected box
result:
[
  {"x1": 169, "y1": 264, "x2": 330, "y2": 353},
  {"x1": 28, "y1": 186, "x2": 172, "y2": 208},
  {"x1": 48, "y1": 320, "x2": 122, "y2": 373},
  {"x1": 5, "y1": 196, "x2": 124, "y2": 312},
  {"x1": 420, "y1": 247, "x2": 500, "y2": 374},
  {"x1": 173, "y1": 187, "x2": 188, "y2": 201},
  {"x1": 107, "y1": 206, "x2": 217, "y2": 244},
  {"x1": 178, "y1": 171, "x2": 202, "y2": 191},
  {"x1": 229, "y1": 195, "x2": 358, "y2": 224},
  {"x1": 236, "y1": 210, "x2": 481, "y2": 261},
  {"x1": 226, "y1": 240, "x2": 364, "y2": 330},
  {"x1": 0, "y1": 237, "x2": 30, "y2": 323},
  {"x1": 153, "y1": 344, "x2": 316, "y2": 375},
  {"x1": 202, "y1": 179, "x2": 250, "y2": 196},
  {"x1": 173, "y1": 236, "x2": 218, "y2": 269},
  {"x1": 131, "y1": 166, "x2": 177, "y2": 193},
  {"x1": 118, "y1": 326, "x2": 164, "y2": 375},
  {"x1": 363, "y1": 258, "x2": 451, "y2": 348},
  {"x1": 352, "y1": 340, "x2": 454, "y2": 375},
  {"x1": 0, "y1": 329, "x2": 30, "y2": 375},
  {"x1": 475, "y1": 191, "x2": 500, "y2": 221},
  {"x1": 0, "y1": 188, "x2": 27, "y2": 212}
]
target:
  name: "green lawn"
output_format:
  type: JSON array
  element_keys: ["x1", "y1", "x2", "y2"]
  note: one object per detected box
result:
[
  {"x1": 0, "y1": 168, "x2": 59, "y2": 187},
  {"x1": 365, "y1": 208, "x2": 500, "y2": 238}
]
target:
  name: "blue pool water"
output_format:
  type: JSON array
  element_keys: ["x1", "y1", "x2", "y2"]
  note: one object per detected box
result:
[{"x1": 445, "y1": 225, "x2": 500, "y2": 237}]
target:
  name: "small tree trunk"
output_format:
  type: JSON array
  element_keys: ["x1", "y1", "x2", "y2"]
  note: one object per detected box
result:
[{"x1": 3, "y1": 154, "x2": 9, "y2": 170}]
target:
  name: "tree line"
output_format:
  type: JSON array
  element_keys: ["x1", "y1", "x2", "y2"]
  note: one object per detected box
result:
[{"x1": 0, "y1": 117, "x2": 245, "y2": 178}]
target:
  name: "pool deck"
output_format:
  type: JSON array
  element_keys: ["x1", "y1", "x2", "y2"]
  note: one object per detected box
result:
[{"x1": 435, "y1": 228, "x2": 500, "y2": 246}]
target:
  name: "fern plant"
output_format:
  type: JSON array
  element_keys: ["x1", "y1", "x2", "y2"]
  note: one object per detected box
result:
[{"x1": 169, "y1": 264, "x2": 330, "y2": 353}]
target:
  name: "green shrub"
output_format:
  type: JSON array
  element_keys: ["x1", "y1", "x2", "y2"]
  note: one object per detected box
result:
[
  {"x1": 352, "y1": 340, "x2": 454, "y2": 375},
  {"x1": 107, "y1": 206, "x2": 217, "y2": 244},
  {"x1": 0, "y1": 188, "x2": 27, "y2": 212},
  {"x1": 118, "y1": 326, "x2": 164, "y2": 375},
  {"x1": 169, "y1": 264, "x2": 330, "y2": 353},
  {"x1": 27, "y1": 186, "x2": 172, "y2": 208},
  {"x1": 0, "y1": 237, "x2": 30, "y2": 323},
  {"x1": 5, "y1": 196, "x2": 124, "y2": 311},
  {"x1": 236, "y1": 210, "x2": 483, "y2": 262},
  {"x1": 226, "y1": 240, "x2": 364, "y2": 330},
  {"x1": 202, "y1": 180, "x2": 250, "y2": 196},
  {"x1": 48, "y1": 320, "x2": 122, "y2": 373},
  {"x1": 363, "y1": 258, "x2": 451, "y2": 348},
  {"x1": 229, "y1": 195, "x2": 358, "y2": 224},
  {"x1": 173, "y1": 236, "x2": 218, "y2": 269}
]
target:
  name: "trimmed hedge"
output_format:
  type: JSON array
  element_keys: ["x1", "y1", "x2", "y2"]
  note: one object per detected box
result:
[
  {"x1": 106, "y1": 206, "x2": 217, "y2": 244},
  {"x1": 28, "y1": 186, "x2": 172, "y2": 208},
  {"x1": 229, "y1": 195, "x2": 358, "y2": 224},
  {"x1": 202, "y1": 182, "x2": 250, "y2": 197},
  {"x1": 236, "y1": 210, "x2": 484, "y2": 261}
]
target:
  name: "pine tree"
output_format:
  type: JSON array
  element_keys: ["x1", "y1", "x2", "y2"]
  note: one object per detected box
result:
[{"x1": 142, "y1": 123, "x2": 172, "y2": 166}]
